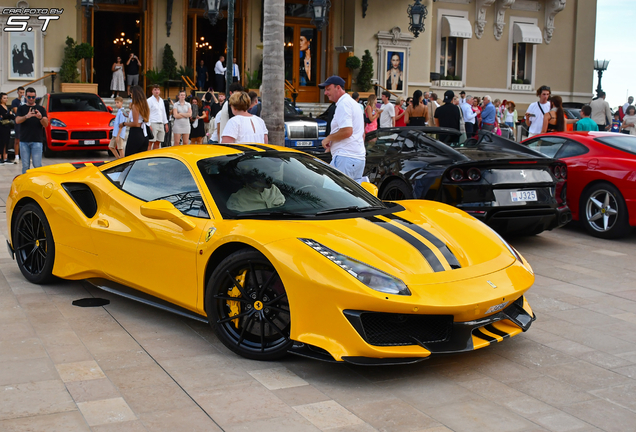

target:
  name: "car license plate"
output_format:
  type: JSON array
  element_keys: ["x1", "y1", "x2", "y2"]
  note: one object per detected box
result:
[
  {"x1": 511, "y1": 190, "x2": 537, "y2": 202},
  {"x1": 295, "y1": 141, "x2": 313, "y2": 147},
  {"x1": 83, "y1": 140, "x2": 96, "y2": 145}
]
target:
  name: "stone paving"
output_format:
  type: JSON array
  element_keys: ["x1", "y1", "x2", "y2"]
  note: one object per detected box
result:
[{"x1": 1, "y1": 152, "x2": 636, "y2": 431}]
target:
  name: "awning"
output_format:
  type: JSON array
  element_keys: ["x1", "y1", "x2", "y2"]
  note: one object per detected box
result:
[
  {"x1": 442, "y1": 16, "x2": 473, "y2": 39},
  {"x1": 513, "y1": 23, "x2": 543, "y2": 44}
]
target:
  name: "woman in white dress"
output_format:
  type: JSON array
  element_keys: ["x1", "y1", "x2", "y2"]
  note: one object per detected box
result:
[
  {"x1": 221, "y1": 92, "x2": 269, "y2": 144},
  {"x1": 621, "y1": 106, "x2": 636, "y2": 135},
  {"x1": 172, "y1": 90, "x2": 192, "y2": 145},
  {"x1": 110, "y1": 56, "x2": 126, "y2": 98}
]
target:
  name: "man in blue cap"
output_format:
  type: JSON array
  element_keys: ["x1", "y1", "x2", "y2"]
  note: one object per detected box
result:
[{"x1": 319, "y1": 76, "x2": 366, "y2": 183}]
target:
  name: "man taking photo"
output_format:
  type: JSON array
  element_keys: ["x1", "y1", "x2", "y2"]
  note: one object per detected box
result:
[{"x1": 15, "y1": 87, "x2": 47, "y2": 174}]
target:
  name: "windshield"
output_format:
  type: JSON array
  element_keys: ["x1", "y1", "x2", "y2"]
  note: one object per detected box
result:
[
  {"x1": 50, "y1": 95, "x2": 107, "y2": 113},
  {"x1": 284, "y1": 101, "x2": 299, "y2": 116},
  {"x1": 197, "y1": 152, "x2": 386, "y2": 218},
  {"x1": 595, "y1": 135, "x2": 636, "y2": 156}
]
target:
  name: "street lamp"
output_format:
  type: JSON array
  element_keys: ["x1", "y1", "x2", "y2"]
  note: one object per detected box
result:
[
  {"x1": 407, "y1": 0, "x2": 428, "y2": 38},
  {"x1": 81, "y1": 0, "x2": 94, "y2": 18},
  {"x1": 594, "y1": 59, "x2": 610, "y2": 98},
  {"x1": 310, "y1": 0, "x2": 331, "y2": 31},
  {"x1": 206, "y1": 0, "x2": 222, "y2": 26}
]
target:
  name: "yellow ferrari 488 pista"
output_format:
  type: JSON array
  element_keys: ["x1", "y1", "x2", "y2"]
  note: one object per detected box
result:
[{"x1": 7, "y1": 144, "x2": 535, "y2": 364}]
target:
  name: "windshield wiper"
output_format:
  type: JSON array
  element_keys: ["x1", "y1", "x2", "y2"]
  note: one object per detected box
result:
[
  {"x1": 315, "y1": 205, "x2": 386, "y2": 216},
  {"x1": 234, "y1": 211, "x2": 308, "y2": 219}
]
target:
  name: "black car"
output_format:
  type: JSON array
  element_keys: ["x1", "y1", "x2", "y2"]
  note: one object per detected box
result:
[{"x1": 312, "y1": 127, "x2": 571, "y2": 235}]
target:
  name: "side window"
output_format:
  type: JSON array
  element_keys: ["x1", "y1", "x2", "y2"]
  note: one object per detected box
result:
[
  {"x1": 119, "y1": 158, "x2": 208, "y2": 218},
  {"x1": 525, "y1": 137, "x2": 565, "y2": 158},
  {"x1": 556, "y1": 141, "x2": 589, "y2": 159},
  {"x1": 103, "y1": 162, "x2": 133, "y2": 188}
]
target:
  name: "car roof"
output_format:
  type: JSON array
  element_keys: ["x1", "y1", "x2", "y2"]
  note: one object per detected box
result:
[{"x1": 98, "y1": 143, "x2": 305, "y2": 170}]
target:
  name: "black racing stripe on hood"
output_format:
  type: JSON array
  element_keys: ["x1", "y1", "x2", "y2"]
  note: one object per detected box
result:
[
  {"x1": 474, "y1": 328, "x2": 497, "y2": 343},
  {"x1": 485, "y1": 324, "x2": 509, "y2": 339},
  {"x1": 245, "y1": 144, "x2": 272, "y2": 151},
  {"x1": 217, "y1": 144, "x2": 260, "y2": 153},
  {"x1": 365, "y1": 216, "x2": 445, "y2": 272},
  {"x1": 384, "y1": 214, "x2": 461, "y2": 269}
]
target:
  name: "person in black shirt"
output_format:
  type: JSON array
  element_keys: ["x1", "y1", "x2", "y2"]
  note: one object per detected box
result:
[
  {"x1": 126, "y1": 53, "x2": 141, "y2": 96},
  {"x1": 15, "y1": 87, "x2": 48, "y2": 174},
  {"x1": 434, "y1": 90, "x2": 461, "y2": 144}
]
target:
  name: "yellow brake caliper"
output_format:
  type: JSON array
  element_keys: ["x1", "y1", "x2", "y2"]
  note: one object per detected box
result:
[{"x1": 227, "y1": 270, "x2": 247, "y2": 328}]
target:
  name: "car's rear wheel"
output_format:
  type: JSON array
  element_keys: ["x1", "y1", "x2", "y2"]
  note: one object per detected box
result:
[
  {"x1": 381, "y1": 179, "x2": 413, "y2": 201},
  {"x1": 13, "y1": 203, "x2": 56, "y2": 284},
  {"x1": 205, "y1": 249, "x2": 292, "y2": 360},
  {"x1": 581, "y1": 183, "x2": 631, "y2": 239}
]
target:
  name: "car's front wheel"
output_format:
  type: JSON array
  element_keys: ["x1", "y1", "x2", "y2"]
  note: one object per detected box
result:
[
  {"x1": 13, "y1": 203, "x2": 56, "y2": 284},
  {"x1": 205, "y1": 249, "x2": 292, "y2": 360},
  {"x1": 381, "y1": 179, "x2": 413, "y2": 201},
  {"x1": 581, "y1": 183, "x2": 631, "y2": 239}
]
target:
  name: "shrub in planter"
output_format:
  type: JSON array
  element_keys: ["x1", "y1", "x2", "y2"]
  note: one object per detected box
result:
[
  {"x1": 74, "y1": 42, "x2": 94, "y2": 82},
  {"x1": 453, "y1": 75, "x2": 461, "y2": 81},
  {"x1": 357, "y1": 50, "x2": 374, "y2": 92},
  {"x1": 162, "y1": 44, "x2": 178, "y2": 80},
  {"x1": 59, "y1": 37, "x2": 79, "y2": 84},
  {"x1": 523, "y1": 79, "x2": 531, "y2": 85}
]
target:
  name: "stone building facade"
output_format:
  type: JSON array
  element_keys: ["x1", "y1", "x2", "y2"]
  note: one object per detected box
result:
[{"x1": 0, "y1": 0, "x2": 595, "y2": 109}]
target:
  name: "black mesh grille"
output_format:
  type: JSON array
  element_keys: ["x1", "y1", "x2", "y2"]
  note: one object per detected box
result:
[
  {"x1": 51, "y1": 130, "x2": 68, "y2": 141},
  {"x1": 71, "y1": 131, "x2": 108, "y2": 140},
  {"x1": 359, "y1": 312, "x2": 453, "y2": 346}
]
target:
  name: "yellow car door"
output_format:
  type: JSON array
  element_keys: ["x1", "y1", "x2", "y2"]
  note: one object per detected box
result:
[{"x1": 90, "y1": 156, "x2": 212, "y2": 311}]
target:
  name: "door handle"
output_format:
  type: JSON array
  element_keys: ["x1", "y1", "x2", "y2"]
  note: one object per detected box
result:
[{"x1": 97, "y1": 219, "x2": 109, "y2": 228}]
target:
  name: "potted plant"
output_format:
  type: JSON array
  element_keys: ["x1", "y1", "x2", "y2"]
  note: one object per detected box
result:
[
  {"x1": 144, "y1": 68, "x2": 167, "y2": 95},
  {"x1": 161, "y1": 44, "x2": 179, "y2": 98},
  {"x1": 246, "y1": 69, "x2": 262, "y2": 94},
  {"x1": 60, "y1": 37, "x2": 98, "y2": 93},
  {"x1": 345, "y1": 55, "x2": 361, "y2": 90},
  {"x1": 356, "y1": 50, "x2": 374, "y2": 98}
]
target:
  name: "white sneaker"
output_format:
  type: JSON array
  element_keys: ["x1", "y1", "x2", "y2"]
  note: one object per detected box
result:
[
  {"x1": 14, "y1": 155, "x2": 19, "y2": 163},
  {"x1": 4, "y1": 159, "x2": 12, "y2": 165}
]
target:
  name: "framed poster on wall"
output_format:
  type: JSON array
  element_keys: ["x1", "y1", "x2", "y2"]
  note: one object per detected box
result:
[
  {"x1": 8, "y1": 31, "x2": 36, "y2": 80},
  {"x1": 384, "y1": 49, "x2": 406, "y2": 93}
]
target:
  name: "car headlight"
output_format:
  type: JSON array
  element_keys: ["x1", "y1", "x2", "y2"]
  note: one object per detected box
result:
[
  {"x1": 50, "y1": 119, "x2": 67, "y2": 127},
  {"x1": 299, "y1": 238, "x2": 411, "y2": 295},
  {"x1": 109, "y1": 119, "x2": 115, "y2": 127}
]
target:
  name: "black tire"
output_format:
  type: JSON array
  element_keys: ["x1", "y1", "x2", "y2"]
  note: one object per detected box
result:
[
  {"x1": 380, "y1": 179, "x2": 413, "y2": 201},
  {"x1": 580, "y1": 182, "x2": 631, "y2": 239},
  {"x1": 205, "y1": 249, "x2": 292, "y2": 360},
  {"x1": 13, "y1": 203, "x2": 56, "y2": 284}
]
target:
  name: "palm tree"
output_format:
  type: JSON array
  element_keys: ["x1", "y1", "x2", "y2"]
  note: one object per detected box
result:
[{"x1": 261, "y1": 0, "x2": 285, "y2": 144}]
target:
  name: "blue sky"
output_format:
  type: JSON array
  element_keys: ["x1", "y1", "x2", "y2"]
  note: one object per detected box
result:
[{"x1": 594, "y1": 0, "x2": 636, "y2": 109}]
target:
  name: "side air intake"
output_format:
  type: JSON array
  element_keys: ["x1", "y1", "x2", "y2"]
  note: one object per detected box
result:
[{"x1": 62, "y1": 183, "x2": 98, "y2": 218}]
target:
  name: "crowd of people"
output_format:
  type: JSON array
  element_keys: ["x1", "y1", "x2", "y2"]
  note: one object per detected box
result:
[{"x1": 106, "y1": 82, "x2": 267, "y2": 159}]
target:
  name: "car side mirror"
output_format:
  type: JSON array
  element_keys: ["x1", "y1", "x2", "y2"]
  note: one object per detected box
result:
[
  {"x1": 107, "y1": 106, "x2": 113, "y2": 113},
  {"x1": 140, "y1": 200, "x2": 196, "y2": 231},
  {"x1": 361, "y1": 182, "x2": 378, "y2": 197}
]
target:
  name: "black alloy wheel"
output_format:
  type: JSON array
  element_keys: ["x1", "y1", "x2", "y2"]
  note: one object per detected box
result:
[
  {"x1": 13, "y1": 203, "x2": 56, "y2": 284},
  {"x1": 206, "y1": 249, "x2": 292, "y2": 360},
  {"x1": 581, "y1": 182, "x2": 631, "y2": 239},
  {"x1": 381, "y1": 179, "x2": 413, "y2": 201}
]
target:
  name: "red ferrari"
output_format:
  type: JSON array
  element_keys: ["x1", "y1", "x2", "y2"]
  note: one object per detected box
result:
[
  {"x1": 523, "y1": 132, "x2": 636, "y2": 238},
  {"x1": 40, "y1": 93, "x2": 115, "y2": 154}
]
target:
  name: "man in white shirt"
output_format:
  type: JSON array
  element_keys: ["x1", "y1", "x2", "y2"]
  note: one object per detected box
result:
[
  {"x1": 524, "y1": 85, "x2": 552, "y2": 138},
  {"x1": 232, "y1": 58, "x2": 240, "y2": 83},
  {"x1": 623, "y1": 96, "x2": 634, "y2": 118},
  {"x1": 319, "y1": 76, "x2": 366, "y2": 183},
  {"x1": 379, "y1": 91, "x2": 395, "y2": 128},
  {"x1": 590, "y1": 91, "x2": 612, "y2": 130},
  {"x1": 427, "y1": 93, "x2": 439, "y2": 126},
  {"x1": 214, "y1": 56, "x2": 227, "y2": 93},
  {"x1": 459, "y1": 91, "x2": 466, "y2": 105},
  {"x1": 460, "y1": 95, "x2": 477, "y2": 136},
  {"x1": 146, "y1": 84, "x2": 169, "y2": 150}
]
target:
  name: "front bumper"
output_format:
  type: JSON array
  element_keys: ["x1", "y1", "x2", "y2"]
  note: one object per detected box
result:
[
  {"x1": 48, "y1": 128, "x2": 113, "y2": 151},
  {"x1": 289, "y1": 296, "x2": 535, "y2": 365}
]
